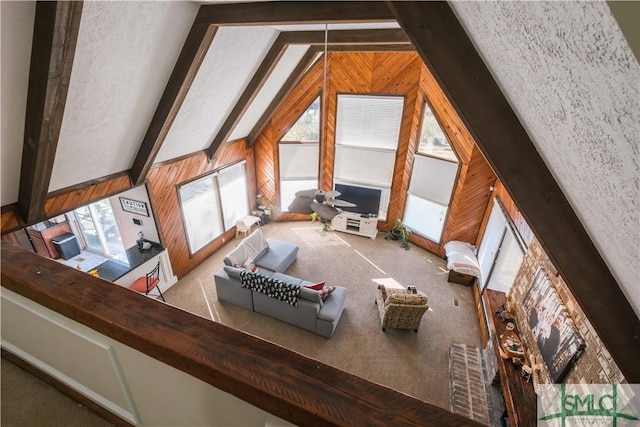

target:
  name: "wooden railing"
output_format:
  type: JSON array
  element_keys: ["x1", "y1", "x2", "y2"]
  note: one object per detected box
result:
[{"x1": 1, "y1": 242, "x2": 483, "y2": 427}]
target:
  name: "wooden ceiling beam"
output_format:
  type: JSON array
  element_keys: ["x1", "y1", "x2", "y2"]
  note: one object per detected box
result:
[
  {"x1": 388, "y1": 1, "x2": 640, "y2": 382},
  {"x1": 195, "y1": 1, "x2": 396, "y2": 26},
  {"x1": 130, "y1": 21, "x2": 217, "y2": 186},
  {"x1": 17, "y1": 1, "x2": 83, "y2": 225},
  {"x1": 206, "y1": 33, "x2": 289, "y2": 160},
  {"x1": 246, "y1": 47, "x2": 322, "y2": 146}
]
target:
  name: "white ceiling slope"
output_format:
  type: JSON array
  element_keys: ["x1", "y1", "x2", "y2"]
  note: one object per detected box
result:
[
  {"x1": 0, "y1": 1, "x2": 35, "y2": 206},
  {"x1": 451, "y1": 1, "x2": 640, "y2": 316},
  {"x1": 230, "y1": 44, "x2": 310, "y2": 141},
  {"x1": 156, "y1": 26, "x2": 279, "y2": 162},
  {"x1": 49, "y1": 1, "x2": 199, "y2": 192}
]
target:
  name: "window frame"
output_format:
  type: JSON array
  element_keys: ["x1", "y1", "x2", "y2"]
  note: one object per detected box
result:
[
  {"x1": 416, "y1": 97, "x2": 460, "y2": 164},
  {"x1": 177, "y1": 161, "x2": 249, "y2": 256}
]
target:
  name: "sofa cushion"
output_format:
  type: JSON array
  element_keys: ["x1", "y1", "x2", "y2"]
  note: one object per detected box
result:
[
  {"x1": 317, "y1": 286, "x2": 347, "y2": 321},
  {"x1": 256, "y1": 238, "x2": 299, "y2": 272},
  {"x1": 223, "y1": 265, "x2": 244, "y2": 279},
  {"x1": 299, "y1": 286, "x2": 323, "y2": 304},
  {"x1": 386, "y1": 292, "x2": 428, "y2": 306}
]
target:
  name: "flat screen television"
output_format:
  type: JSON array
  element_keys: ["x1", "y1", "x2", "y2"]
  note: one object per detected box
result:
[{"x1": 334, "y1": 183, "x2": 381, "y2": 216}]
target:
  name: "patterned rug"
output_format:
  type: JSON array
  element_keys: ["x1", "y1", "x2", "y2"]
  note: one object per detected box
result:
[{"x1": 449, "y1": 342, "x2": 490, "y2": 425}]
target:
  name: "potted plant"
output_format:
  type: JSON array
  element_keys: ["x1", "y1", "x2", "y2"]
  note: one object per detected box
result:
[{"x1": 385, "y1": 218, "x2": 412, "y2": 250}]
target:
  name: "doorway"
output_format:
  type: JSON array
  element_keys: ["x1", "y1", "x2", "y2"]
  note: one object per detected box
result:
[{"x1": 73, "y1": 199, "x2": 126, "y2": 260}]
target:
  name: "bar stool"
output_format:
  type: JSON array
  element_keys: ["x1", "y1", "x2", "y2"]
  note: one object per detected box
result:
[{"x1": 129, "y1": 261, "x2": 165, "y2": 302}]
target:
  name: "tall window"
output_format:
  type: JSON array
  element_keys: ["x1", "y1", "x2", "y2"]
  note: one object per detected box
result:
[
  {"x1": 403, "y1": 155, "x2": 458, "y2": 243},
  {"x1": 333, "y1": 94, "x2": 404, "y2": 219},
  {"x1": 403, "y1": 99, "x2": 459, "y2": 243},
  {"x1": 417, "y1": 100, "x2": 457, "y2": 162},
  {"x1": 178, "y1": 162, "x2": 249, "y2": 254},
  {"x1": 281, "y1": 97, "x2": 319, "y2": 142},
  {"x1": 279, "y1": 98, "x2": 320, "y2": 211}
]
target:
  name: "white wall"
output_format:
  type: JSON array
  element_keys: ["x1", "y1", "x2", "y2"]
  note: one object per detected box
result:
[
  {"x1": 110, "y1": 184, "x2": 159, "y2": 249},
  {"x1": 1, "y1": 288, "x2": 295, "y2": 427}
]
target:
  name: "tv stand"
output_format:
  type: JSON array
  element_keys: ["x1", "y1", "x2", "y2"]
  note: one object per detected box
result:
[{"x1": 331, "y1": 211, "x2": 378, "y2": 239}]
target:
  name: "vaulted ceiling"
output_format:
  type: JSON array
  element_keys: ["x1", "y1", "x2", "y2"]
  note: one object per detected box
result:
[{"x1": 1, "y1": 1, "x2": 638, "y2": 380}]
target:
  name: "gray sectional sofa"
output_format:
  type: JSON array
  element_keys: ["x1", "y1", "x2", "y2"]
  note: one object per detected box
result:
[{"x1": 214, "y1": 229, "x2": 347, "y2": 338}]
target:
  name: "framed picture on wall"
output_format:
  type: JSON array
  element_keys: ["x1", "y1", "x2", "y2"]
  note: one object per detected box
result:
[
  {"x1": 522, "y1": 268, "x2": 585, "y2": 383},
  {"x1": 119, "y1": 197, "x2": 149, "y2": 217}
]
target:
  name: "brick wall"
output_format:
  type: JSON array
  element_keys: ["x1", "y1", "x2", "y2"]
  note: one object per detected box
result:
[{"x1": 508, "y1": 238, "x2": 625, "y2": 384}]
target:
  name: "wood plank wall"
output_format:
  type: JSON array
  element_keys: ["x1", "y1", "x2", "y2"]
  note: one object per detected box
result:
[
  {"x1": 255, "y1": 51, "x2": 497, "y2": 258},
  {"x1": 146, "y1": 141, "x2": 255, "y2": 278}
]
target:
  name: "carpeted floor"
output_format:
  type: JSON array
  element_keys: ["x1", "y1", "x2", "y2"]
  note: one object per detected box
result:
[{"x1": 164, "y1": 221, "x2": 482, "y2": 410}]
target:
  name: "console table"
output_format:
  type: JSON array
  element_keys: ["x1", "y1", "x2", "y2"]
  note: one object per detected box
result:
[
  {"x1": 485, "y1": 289, "x2": 537, "y2": 427},
  {"x1": 331, "y1": 211, "x2": 378, "y2": 239}
]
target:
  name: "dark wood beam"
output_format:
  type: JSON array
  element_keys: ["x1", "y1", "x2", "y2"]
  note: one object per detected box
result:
[
  {"x1": 247, "y1": 47, "x2": 322, "y2": 146},
  {"x1": 1, "y1": 243, "x2": 484, "y2": 427},
  {"x1": 195, "y1": 1, "x2": 395, "y2": 26},
  {"x1": 280, "y1": 28, "x2": 409, "y2": 45},
  {"x1": 206, "y1": 34, "x2": 289, "y2": 160},
  {"x1": 18, "y1": 1, "x2": 83, "y2": 225},
  {"x1": 130, "y1": 21, "x2": 217, "y2": 186},
  {"x1": 388, "y1": 1, "x2": 640, "y2": 382}
]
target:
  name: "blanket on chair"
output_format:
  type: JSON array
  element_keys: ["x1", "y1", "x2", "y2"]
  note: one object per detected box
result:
[{"x1": 240, "y1": 270, "x2": 301, "y2": 306}]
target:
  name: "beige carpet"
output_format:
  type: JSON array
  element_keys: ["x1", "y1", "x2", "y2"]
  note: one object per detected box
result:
[{"x1": 165, "y1": 221, "x2": 482, "y2": 410}]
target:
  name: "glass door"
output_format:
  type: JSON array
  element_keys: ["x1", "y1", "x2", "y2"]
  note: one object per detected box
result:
[{"x1": 74, "y1": 199, "x2": 125, "y2": 260}]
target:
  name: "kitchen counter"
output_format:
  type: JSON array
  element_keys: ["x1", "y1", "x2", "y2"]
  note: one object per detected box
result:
[{"x1": 95, "y1": 243, "x2": 165, "y2": 282}]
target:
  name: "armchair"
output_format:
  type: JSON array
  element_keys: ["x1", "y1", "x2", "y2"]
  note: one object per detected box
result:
[{"x1": 375, "y1": 286, "x2": 429, "y2": 332}]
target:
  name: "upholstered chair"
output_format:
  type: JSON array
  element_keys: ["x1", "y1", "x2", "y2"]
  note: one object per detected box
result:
[{"x1": 375, "y1": 286, "x2": 429, "y2": 332}]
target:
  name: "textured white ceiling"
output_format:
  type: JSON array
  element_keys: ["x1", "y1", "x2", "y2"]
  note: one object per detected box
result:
[
  {"x1": 156, "y1": 26, "x2": 279, "y2": 162},
  {"x1": 49, "y1": 1, "x2": 199, "y2": 192},
  {"x1": 1, "y1": 1, "x2": 35, "y2": 206},
  {"x1": 230, "y1": 44, "x2": 310, "y2": 141},
  {"x1": 451, "y1": 1, "x2": 640, "y2": 316}
]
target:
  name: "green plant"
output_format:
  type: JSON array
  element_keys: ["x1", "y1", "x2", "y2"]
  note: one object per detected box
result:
[
  {"x1": 385, "y1": 218, "x2": 412, "y2": 250},
  {"x1": 310, "y1": 212, "x2": 319, "y2": 223}
]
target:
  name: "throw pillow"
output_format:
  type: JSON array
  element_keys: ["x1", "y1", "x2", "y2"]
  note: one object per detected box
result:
[
  {"x1": 318, "y1": 285, "x2": 336, "y2": 301},
  {"x1": 243, "y1": 257, "x2": 257, "y2": 272},
  {"x1": 305, "y1": 281, "x2": 325, "y2": 291}
]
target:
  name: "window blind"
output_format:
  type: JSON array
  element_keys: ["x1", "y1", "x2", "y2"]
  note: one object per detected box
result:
[
  {"x1": 334, "y1": 145, "x2": 395, "y2": 187},
  {"x1": 279, "y1": 143, "x2": 319, "y2": 179},
  {"x1": 408, "y1": 155, "x2": 458, "y2": 206},
  {"x1": 335, "y1": 95, "x2": 403, "y2": 149}
]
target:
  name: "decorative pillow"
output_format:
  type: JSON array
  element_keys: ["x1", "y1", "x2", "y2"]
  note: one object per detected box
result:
[
  {"x1": 223, "y1": 265, "x2": 244, "y2": 279},
  {"x1": 318, "y1": 285, "x2": 336, "y2": 301},
  {"x1": 305, "y1": 281, "x2": 325, "y2": 290},
  {"x1": 243, "y1": 257, "x2": 257, "y2": 272},
  {"x1": 444, "y1": 240, "x2": 477, "y2": 255}
]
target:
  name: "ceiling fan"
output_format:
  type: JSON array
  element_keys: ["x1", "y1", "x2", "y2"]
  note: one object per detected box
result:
[{"x1": 287, "y1": 188, "x2": 356, "y2": 221}]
